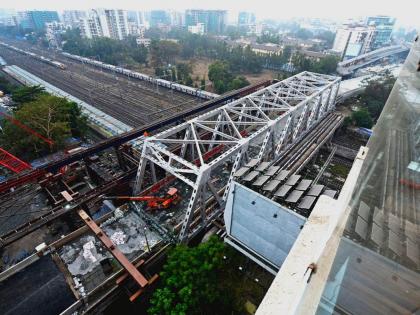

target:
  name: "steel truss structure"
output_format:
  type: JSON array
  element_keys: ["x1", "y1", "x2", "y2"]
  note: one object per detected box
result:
[{"x1": 134, "y1": 72, "x2": 341, "y2": 241}]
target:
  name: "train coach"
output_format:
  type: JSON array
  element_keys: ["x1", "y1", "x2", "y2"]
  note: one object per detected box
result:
[
  {"x1": 61, "y1": 51, "x2": 218, "y2": 100},
  {"x1": 0, "y1": 42, "x2": 66, "y2": 70}
]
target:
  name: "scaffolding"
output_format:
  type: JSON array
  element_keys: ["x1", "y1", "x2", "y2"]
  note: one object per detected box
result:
[{"x1": 134, "y1": 71, "x2": 341, "y2": 241}]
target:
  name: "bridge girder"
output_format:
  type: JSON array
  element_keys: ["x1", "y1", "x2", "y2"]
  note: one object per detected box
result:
[{"x1": 134, "y1": 71, "x2": 341, "y2": 242}]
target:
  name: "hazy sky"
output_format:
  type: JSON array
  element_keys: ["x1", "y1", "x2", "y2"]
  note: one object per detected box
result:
[{"x1": 1, "y1": 0, "x2": 419, "y2": 27}]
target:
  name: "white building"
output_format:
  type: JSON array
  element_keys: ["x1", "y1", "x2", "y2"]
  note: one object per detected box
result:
[
  {"x1": 79, "y1": 9, "x2": 129, "y2": 40},
  {"x1": 62, "y1": 10, "x2": 86, "y2": 29},
  {"x1": 136, "y1": 37, "x2": 151, "y2": 47},
  {"x1": 332, "y1": 24, "x2": 376, "y2": 60},
  {"x1": 104, "y1": 9, "x2": 129, "y2": 40},
  {"x1": 188, "y1": 23, "x2": 205, "y2": 35}
]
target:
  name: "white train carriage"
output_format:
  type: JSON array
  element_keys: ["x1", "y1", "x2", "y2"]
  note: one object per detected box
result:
[{"x1": 59, "y1": 51, "x2": 218, "y2": 99}]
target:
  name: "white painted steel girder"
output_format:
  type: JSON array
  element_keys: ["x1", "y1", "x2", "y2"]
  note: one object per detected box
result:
[{"x1": 134, "y1": 71, "x2": 341, "y2": 241}]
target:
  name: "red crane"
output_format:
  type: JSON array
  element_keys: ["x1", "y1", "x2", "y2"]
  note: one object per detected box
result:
[
  {"x1": 102, "y1": 187, "x2": 180, "y2": 210},
  {"x1": 0, "y1": 112, "x2": 54, "y2": 146},
  {"x1": 0, "y1": 112, "x2": 53, "y2": 174},
  {"x1": 0, "y1": 148, "x2": 32, "y2": 173}
]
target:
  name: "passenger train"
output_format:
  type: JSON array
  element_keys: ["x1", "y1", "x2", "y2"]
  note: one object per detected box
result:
[
  {"x1": 0, "y1": 42, "x2": 67, "y2": 70},
  {"x1": 61, "y1": 52, "x2": 219, "y2": 100}
]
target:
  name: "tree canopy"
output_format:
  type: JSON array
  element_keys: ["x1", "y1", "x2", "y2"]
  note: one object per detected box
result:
[
  {"x1": 208, "y1": 61, "x2": 250, "y2": 94},
  {"x1": 0, "y1": 94, "x2": 87, "y2": 160},
  {"x1": 360, "y1": 74, "x2": 396, "y2": 121},
  {"x1": 62, "y1": 29, "x2": 148, "y2": 66},
  {"x1": 11, "y1": 85, "x2": 46, "y2": 106},
  {"x1": 148, "y1": 236, "x2": 231, "y2": 315},
  {"x1": 351, "y1": 108, "x2": 373, "y2": 128}
]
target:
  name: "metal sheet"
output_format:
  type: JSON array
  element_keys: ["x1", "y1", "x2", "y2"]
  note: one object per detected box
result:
[
  {"x1": 242, "y1": 170, "x2": 260, "y2": 182},
  {"x1": 307, "y1": 184, "x2": 324, "y2": 197},
  {"x1": 370, "y1": 222, "x2": 384, "y2": 246},
  {"x1": 225, "y1": 182, "x2": 306, "y2": 268},
  {"x1": 285, "y1": 175, "x2": 301, "y2": 186},
  {"x1": 298, "y1": 196, "x2": 317, "y2": 210},
  {"x1": 323, "y1": 189, "x2": 337, "y2": 198},
  {"x1": 253, "y1": 175, "x2": 270, "y2": 187},
  {"x1": 295, "y1": 179, "x2": 312, "y2": 191},
  {"x1": 234, "y1": 166, "x2": 250, "y2": 178},
  {"x1": 275, "y1": 170, "x2": 290, "y2": 182},
  {"x1": 263, "y1": 179, "x2": 281, "y2": 192},
  {"x1": 285, "y1": 190, "x2": 304, "y2": 203},
  {"x1": 355, "y1": 216, "x2": 368, "y2": 239},
  {"x1": 274, "y1": 185, "x2": 293, "y2": 198},
  {"x1": 246, "y1": 159, "x2": 259, "y2": 168},
  {"x1": 358, "y1": 201, "x2": 370, "y2": 221},
  {"x1": 388, "y1": 230, "x2": 402, "y2": 256},
  {"x1": 256, "y1": 162, "x2": 271, "y2": 172},
  {"x1": 265, "y1": 166, "x2": 280, "y2": 176}
]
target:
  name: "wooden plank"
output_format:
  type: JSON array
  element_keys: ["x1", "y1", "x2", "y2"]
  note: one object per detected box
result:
[
  {"x1": 116, "y1": 260, "x2": 145, "y2": 285},
  {"x1": 77, "y1": 210, "x2": 149, "y2": 287}
]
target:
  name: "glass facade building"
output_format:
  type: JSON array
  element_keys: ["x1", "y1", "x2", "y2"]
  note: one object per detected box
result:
[{"x1": 316, "y1": 32, "x2": 419, "y2": 314}]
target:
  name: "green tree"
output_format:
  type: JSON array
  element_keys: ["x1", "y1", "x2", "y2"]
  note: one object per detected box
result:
[
  {"x1": 200, "y1": 77, "x2": 206, "y2": 90},
  {"x1": 0, "y1": 94, "x2": 87, "y2": 160},
  {"x1": 208, "y1": 61, "x2": 233, "y2": 94},
  {"x1": 229, "y1": 76, "x2": 250, "y2": 90},
  {"x1": 0, "y1": 74, "x2": 17, "y2": 94},
  {"x1": 176, "y1": 63, "x2": 193, "y2": 82},
  {"x1": 148, "y1": 237, "x2": 231, "y2": 315},
  {"x1": 11, "y1": 85, "x2": 46, "y2": 105},
  {"x1": 360, "y1": 74, "x2": 395, "y2": 120},
  {"x1": 352, "y1": 108, "x2": 373, "y2": 128}
]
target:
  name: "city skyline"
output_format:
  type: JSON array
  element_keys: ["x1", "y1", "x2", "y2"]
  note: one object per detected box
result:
[{"x1": 1, "y1": 0, "x2": 419, "y2": 27}]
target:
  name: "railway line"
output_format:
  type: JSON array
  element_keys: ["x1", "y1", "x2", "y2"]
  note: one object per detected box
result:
[{"x1": 0, "y1": 46, "x2": 199, "y2": 127}]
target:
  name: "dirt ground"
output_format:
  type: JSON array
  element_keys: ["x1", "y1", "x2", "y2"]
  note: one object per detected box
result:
[
  {"x1": 131, "y1": 58, "x2": 277, "y2": 93},
  {"x1": 243, "y1": 69, "x2": 277, "y2": 85}
]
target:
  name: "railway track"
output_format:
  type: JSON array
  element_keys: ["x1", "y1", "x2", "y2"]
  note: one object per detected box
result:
[
  {"x1": 275, "y1": 113, "x2": 343, "y2": 173},
  {"x1": 0, "y1": 47, "x2": 199, "y2": 127}
]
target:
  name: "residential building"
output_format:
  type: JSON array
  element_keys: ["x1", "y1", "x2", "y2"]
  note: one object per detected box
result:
[
  {"x1": 185, "y1": 10, "x2": 227, "y2": 34},
  {"x1": 79, "y1": 9, "x2": 110, "y2": 39},
  {"x1": 18, "y1": 10, "x2": 59, "y2": 30},
  {"x1": 250, "y1": 43, "x2": 283, "y2": 55},
  {"x1": 45, "y1": 21, "x2": 66, "y2": 48},
  {"x1": 136, "y1": 37, "x2": 151, "y2": 47},
  {"x1": 248, "y1": 23, "x2": 263, "y2": 36},
  {"x1": 62, "y1": 10, "x2": 87, "y2": 29},
  {"x1": 104, "y1": 9, "x2": 129, "y2": 40},
  {"x1": 79, "y1": 9, "x2": 129, "y2": 40},
  {"x1": 332, "y1": 23, "x2": 375, "y2": 60},
  {"x1": 150, "y1": 10, "x2": 170, "y2": 27},
  {"x1": 238, "y1": 12, "x2": 256, "y2": 26},
  {"x1": 169, "y1": 11, "x2": 184, "y2": 27},
  {"x1": 0, "y1": 9, "x2": 16, "y2": 27},
  {"x1": 366, "y1": 15, "x2": 396, "y2": 49},
  {"x1": 188, "y1": 23, "x2": 205, "y2": 35}
]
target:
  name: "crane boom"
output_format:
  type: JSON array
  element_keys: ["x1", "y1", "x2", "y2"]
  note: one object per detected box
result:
[{"x1": 0, "y1": 112, "x2": 54, "y2": 146}]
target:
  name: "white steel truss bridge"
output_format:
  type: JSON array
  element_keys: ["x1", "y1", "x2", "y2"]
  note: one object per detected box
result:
[{"x1": 134, "y1": 71, "x2": 341, "y2": 241}]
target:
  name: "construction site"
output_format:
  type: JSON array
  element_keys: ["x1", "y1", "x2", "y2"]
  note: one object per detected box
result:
[{"x1": 0, "y1": 39, "x2": 366, "y2": 314}]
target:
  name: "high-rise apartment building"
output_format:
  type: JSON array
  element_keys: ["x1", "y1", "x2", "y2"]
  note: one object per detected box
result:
[
  {"x1": 332, "y1": 23, "x2": 375, "y2": 60},
  {"x1": 366, "y1": 15, "x2": 396, "y2": 49},
  {"x1": 62, "y1": 10, "x2": 87, "y2": 29},
  {"x1": 238, "y1": 12, "x2": 256, "y2": 26},
  {"x1": 150, "y1": 10, "x2": 170, "y2": 27},
  {"x1": 79, "y1": 9, "x2": 129, "y2": 40},
  {"x1": 18, "y1": 10, "x2": 59, "y2": 30},
  {"x1": 185, "y1": 10, "x2": 227, "y2": 34},
  {"x1": 333, "y1": 16, "x2": 396, "y2": 60},
  {"x1": 104, "y1": 9, "x2": 129, "y2": 40}
]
